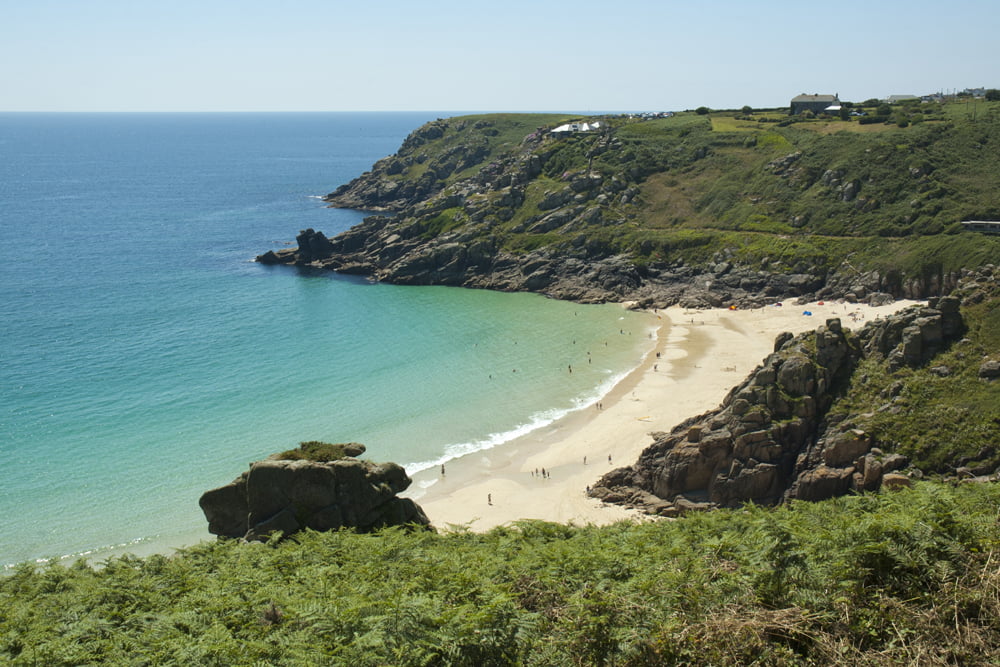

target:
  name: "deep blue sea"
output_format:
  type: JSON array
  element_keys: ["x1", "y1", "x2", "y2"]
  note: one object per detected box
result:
[{"x1": 0, "y1": 112, "x2": 652, "y2": 569}]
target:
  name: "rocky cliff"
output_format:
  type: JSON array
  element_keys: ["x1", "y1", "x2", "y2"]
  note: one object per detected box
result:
[
  {"x1": 591, "y1": 296, "x2": 967, "y2": 515},
  {"x1": 257, "y1": 111, "x2": 1000, "y2": 307},
  {"x1": 200, "y1": 451, "x2": 430, "y2": 541},
  {"x1": 256, "y1": 226, "x2": 950, "y2": 308}
]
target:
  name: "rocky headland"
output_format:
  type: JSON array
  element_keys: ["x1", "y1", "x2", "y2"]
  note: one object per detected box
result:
[
  {"x1": 256, "y1": 112, "x2": 1000, "y2": 308},
  {"x1": 199, "y1": 443, "x2": 430, "y2": 541}
]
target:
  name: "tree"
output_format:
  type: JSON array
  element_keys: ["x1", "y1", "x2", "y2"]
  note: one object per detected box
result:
[
  {"x1": 986, "y1": 89, "x2": 1000, "y2": 101},
  {"x1": 741, "y1": 105, "x2": 753, "y2": 115},
  {"x1": 695, "y1": 106, "x2": 711, "y2": 115}
]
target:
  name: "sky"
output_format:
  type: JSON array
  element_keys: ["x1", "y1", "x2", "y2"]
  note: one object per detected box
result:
[{"x1": 1, "y1": 0, "x2": 996, "y2": 112}]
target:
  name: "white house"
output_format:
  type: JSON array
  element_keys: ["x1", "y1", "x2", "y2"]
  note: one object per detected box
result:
[{"x1": 551, "y1": 121, "x2": 601, "y2": 134}]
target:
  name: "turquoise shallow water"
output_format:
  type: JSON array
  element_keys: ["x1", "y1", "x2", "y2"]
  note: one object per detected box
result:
[{"x1": 0, "y1": 112, "x2": 651, "y2": 569}]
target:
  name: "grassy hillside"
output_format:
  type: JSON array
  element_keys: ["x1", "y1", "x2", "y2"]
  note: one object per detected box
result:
[
  {"x1": 323, "y1": 101, "x2": 1000, "y2": 286},
  {"x1": 832, "y1": 271, "x2": 1000, "y2": 472}
]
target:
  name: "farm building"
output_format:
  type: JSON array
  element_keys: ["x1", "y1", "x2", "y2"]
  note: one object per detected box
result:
[{"x1": 790, "y1": 93, "x2": 840, "y2": 115}]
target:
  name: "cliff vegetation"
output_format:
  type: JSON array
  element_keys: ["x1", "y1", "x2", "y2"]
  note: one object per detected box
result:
[{"x1": 260, "y1": 100, "x2": 1000, "y2": 306}]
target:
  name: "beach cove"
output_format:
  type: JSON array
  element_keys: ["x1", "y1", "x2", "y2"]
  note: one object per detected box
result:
[
  {"x1": 0, "y1": 112, "x2": 653, "y2": 569},
  {"x1": 406, "y1": 299, "x2": 922, "y2": 530}
]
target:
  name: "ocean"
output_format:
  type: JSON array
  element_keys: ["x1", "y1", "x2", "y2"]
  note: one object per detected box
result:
[{"x1": 0, "y1": 112, "x2": 653, "y2": 569}]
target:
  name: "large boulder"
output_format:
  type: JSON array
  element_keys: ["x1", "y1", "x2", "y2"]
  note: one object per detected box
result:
[{"x1": 200, "y1": 456, "x2": 430, "y2": 541}]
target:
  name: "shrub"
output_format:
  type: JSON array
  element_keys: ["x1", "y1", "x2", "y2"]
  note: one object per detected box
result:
[{"x1": 276, "y1": 441, "x2": 363, "y2": 461}]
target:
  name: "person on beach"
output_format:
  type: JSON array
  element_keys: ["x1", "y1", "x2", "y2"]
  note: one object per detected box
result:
[
  {"x1": 440, "y1": 464, "x2": 445, "y2": 476},
  {"x1": 488, "y1": 494, "x2": 492, "y2": 505}
]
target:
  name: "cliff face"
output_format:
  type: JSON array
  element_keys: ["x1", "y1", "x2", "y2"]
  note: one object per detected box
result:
[
  {"x1": 258, "y1": 110, "x2": 1000, "y2": 306},
  {"x1": 200, "y1": 457, "x2": 430, "y2": 541},
  {"x1": 591, "y1": 296, "x2": 966, "y2": 515}
]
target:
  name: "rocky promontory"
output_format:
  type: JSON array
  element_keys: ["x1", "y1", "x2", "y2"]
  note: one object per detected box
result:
[
  {"x1": 256, "y1": 112, "x2": 1000, "y2": 307},
  {"x1": 256, "y1": 226, "x2": 950, "y2": 308},
  {"x1": 199, "y1": 443, "x2": 430, "y2": 541},
  {"x1": 591, "y1": 296, "x2": 968, "y2": 515}
]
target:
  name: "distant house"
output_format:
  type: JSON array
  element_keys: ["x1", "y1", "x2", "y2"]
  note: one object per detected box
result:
[
  {"x1": 551, "y1": 121, "x2": 601, "y2": 134},
  {"x1": 885, "y1": 95, "x2": 919, "y2": 103},
  {"x1": 962, "y1": 220, "x2": 1000, "y2": 234},
  {"x1": 790, "y1": 93, "x2": 839, "y2": 115}
]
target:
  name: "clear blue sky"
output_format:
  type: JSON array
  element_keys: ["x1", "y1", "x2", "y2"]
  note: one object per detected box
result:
[{"x1": 2, "y1": 0, "x2": 996, "y2": 112}]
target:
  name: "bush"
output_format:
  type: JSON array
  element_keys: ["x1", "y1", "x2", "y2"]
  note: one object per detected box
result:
[
  {"x1": 276, "y1": 441, "x2": 363, "y2": 461},
  {"x1": 6, "y1": 483, "x2": 1000, "y2": 664},
  {"x1": 858, "y1": 115, "x2": 890, "y2": 125},
  {"x1": 695, "y1": 106, "x2": 711, "y2": 115}
]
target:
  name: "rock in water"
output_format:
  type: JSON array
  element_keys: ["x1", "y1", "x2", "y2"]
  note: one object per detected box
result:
[{"x1": 199, "y1": 457, "x2": 430, "y2": 541}]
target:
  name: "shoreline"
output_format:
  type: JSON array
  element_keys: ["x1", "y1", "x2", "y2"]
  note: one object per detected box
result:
[
  {"x1": 404, "y1": 299, "x2": 923, "y2": 531},
  {"x1": 24, "y1": 299, "x2": 921, "y2": 570}
]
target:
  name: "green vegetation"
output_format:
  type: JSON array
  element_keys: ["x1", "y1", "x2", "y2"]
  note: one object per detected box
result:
[
  {"x1": 4, "y1": 482, "x2": 1000, "y2": 664},
  {"x1": 362, "y1": 101, "x2": 1000, "y2": 281},
  {"x1": 275, "y1": 441, "x2": 361, "y2": 462},
  {"x1": 833, "y1": 284, "x2": 1000, "y2": 473}
]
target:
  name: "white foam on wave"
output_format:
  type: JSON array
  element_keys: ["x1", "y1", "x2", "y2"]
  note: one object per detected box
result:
[
  {"x1": 3, "y1": 535, "x2": 155, "y2": 573},
  {"x1": 403, "y1": 320, "x2": 658, "y2": 476}
]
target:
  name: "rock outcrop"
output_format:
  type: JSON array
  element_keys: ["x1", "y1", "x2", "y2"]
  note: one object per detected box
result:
[
  {"x1": 591, "y1": 297, "x2": 966, "y2": 515},
  {"x1": 255, "y1": 220, "x2": 967, "y2": 307},
  {"x1": 200, "y1": 455, "x2": 430, "y2": 541}
]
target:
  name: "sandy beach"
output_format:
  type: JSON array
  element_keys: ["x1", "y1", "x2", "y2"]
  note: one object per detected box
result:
[{"x1": 404, "y1": 299, "x2": 923, "y2": 531}]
